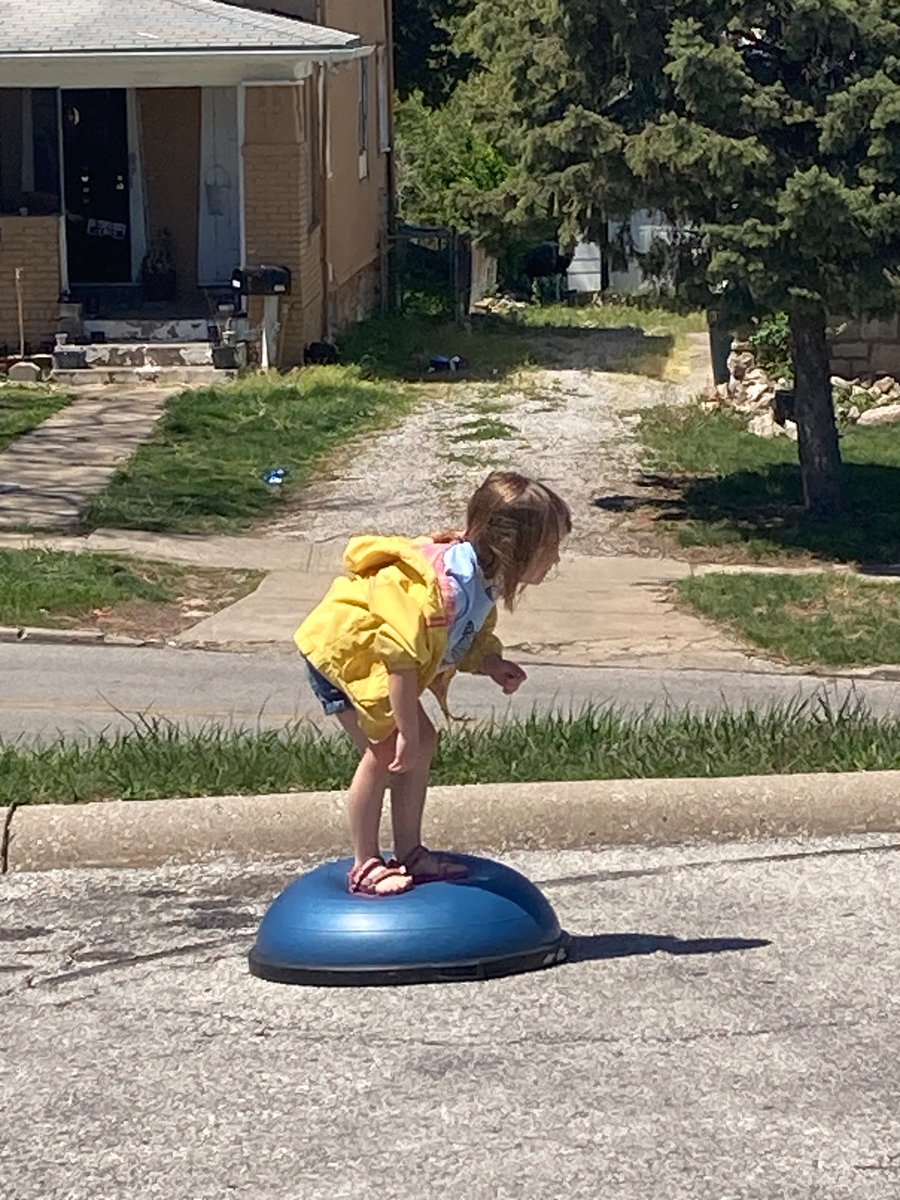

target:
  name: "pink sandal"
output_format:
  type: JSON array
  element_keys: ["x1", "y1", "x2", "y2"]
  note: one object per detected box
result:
[
  {"x1": 394, "y1": 844, "x2": 468, "y2": 884},
  {"x1": 348, "y1": 857, "x2": 414, "y2": 897}
]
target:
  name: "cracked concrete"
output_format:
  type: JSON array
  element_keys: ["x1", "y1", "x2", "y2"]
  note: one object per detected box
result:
[{"x1": 2, "y1": 835, "x2": 900, "y2": 1198}]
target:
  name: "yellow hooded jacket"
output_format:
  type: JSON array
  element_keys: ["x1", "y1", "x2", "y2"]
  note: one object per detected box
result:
[{"x1": 294, "y1": 535, "x2": 502, "y2": 742}]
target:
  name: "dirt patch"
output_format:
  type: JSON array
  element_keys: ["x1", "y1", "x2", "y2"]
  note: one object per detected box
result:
[{"x1": 46, "y1": 568, "x2": 263, "y2": 643}]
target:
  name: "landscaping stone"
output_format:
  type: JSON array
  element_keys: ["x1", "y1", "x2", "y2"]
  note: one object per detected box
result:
[
  {"x1": 857, "y1": 401, "x2": 900, "y2": 426},
  {"x1": 8, "y1": 360, "x2": 42, "y2": 383}
]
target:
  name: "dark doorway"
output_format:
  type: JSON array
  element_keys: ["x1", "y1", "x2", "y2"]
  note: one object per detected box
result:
[{"x1": 62, "y1": 88, "x2": 132, "y2": 284}]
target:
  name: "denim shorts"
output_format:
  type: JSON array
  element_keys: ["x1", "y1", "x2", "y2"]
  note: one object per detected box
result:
[{"x1": 303, "y1": 657, "x2": 353, "y2": 716}]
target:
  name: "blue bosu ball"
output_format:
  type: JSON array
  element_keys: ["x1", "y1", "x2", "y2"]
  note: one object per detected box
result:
[{"x1": 249, "y1": 853, "x2": 569, "y2": 986}]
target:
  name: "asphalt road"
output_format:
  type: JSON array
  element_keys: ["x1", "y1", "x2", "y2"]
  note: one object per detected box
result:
[
  {"x1": 3, "y1": 835, "x2": 899, "y2": 1199},
  {"x1": 0, "y1": 643, "x2": 898, "y2": 741}
]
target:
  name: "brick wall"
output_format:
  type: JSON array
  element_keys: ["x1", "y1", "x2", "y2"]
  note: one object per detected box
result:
[
  {"x1": 242, "y1": 85, "x2": 323, "y2": 366},
  {"x1": 830, "y1": 315, "x2": 900, "y2": 380},
  {"x1": 0, "y1": 216, "x2": 60, "y2": 354}
]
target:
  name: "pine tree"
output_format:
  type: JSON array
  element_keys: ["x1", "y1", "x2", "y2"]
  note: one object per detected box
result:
[{"x1": 461, "y1": 0, "x2": 900, "y2": 516}]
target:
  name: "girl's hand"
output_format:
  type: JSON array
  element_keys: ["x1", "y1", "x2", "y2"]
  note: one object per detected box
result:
[
  {"x1": 388, "y1": 731, "x2": 419, "y2": 773},
  {"x1": 486, "y1": 657, "x2": 527, "y2": 695}
]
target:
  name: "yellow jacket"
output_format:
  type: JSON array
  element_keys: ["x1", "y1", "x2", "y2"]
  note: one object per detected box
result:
[{"x1": 294, "y1": 535, "x2": 502, "y2": 741}]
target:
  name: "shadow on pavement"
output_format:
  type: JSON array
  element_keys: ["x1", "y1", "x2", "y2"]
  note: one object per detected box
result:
[{"x1": 569, "y1": 932, "x2": 770, "y2": 961}]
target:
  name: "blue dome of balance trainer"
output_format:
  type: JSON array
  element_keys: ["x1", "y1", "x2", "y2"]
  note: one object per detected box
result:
[{"x1": 249, "y1": 853, "x2": 569, "y2": 986}]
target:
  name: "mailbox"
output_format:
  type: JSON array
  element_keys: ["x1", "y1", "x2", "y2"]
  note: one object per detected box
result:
[{"x1": 231, "y1": 265, "x2": 292, "y2": 297}]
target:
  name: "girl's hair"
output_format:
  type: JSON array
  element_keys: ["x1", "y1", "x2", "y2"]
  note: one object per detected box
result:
[{"x1": 465, "y1": 471, "x2": 571, "y2": 609}]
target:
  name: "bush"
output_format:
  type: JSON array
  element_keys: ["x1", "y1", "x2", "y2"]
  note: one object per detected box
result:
[{"x1": 749, "y1": 312, "x2": 792, "y2": 380}]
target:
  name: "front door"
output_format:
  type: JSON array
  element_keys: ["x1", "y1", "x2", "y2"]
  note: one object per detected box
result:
[
  {"x1": 198, "y1": 87, "x2": 241, "y2": 286},
  {"x1": 62, "y1": 88, "x2": 132, "y2": 284}
]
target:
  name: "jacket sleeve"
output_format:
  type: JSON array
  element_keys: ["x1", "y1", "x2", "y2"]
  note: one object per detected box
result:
[
  {"x1": 368, "y1": 569, "x2": 431, "y2": 673},
  {"x1": 457, "y1": 606, "x2": 503, "y2": 675}
]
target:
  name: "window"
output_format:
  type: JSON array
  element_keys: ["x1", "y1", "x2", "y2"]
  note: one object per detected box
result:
[
  {"x1": 358, "y1": 58, "x2": 369, "y2": 179},
  {"x1": 0, "y1": 88, "x2": 60, "y2": 215},
  {"x1": 376, "y1": 48, "x2": 390, "y2": 154}
]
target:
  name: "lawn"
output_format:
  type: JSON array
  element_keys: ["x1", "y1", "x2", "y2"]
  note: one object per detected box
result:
[
  {"x1": 677, "y1": 572, "x2": 900, "y2": 667},
  {"x1": 637, "y1": 405, "x2": 900, "y2": 565},
  {"x1": 81, "y1": 366, "x2": 409, "y2": 534},
  {"x1": 0, "y1": 384, "x2": 71, "y2": 451},
  {"x1": 3, "y1": 699, "x2": 897, "y2": 805},
  {"x1": 0, "y1": 548, "x2": 261, "y2": 635},
  {"x1": 337, "y1": 301, "x2": 699, "y2": 382}
]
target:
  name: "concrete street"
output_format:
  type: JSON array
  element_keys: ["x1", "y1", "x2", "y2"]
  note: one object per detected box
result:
[
  {"x1": 1, "y1": 641, "x2": 899, "y2": 740},
  {"x1": 3, "y1": 835, "x2": 900, "y2": 1199}
]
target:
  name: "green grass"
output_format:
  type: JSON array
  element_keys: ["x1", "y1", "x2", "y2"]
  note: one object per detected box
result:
[
  {"x1": 338, "y1": 307, "x2": 684, "y2": 381},
  {"x1": 451, "y1": 415, "x2": 517, "y2": 442},
  {"x1": 81, "y1": 366, "x2": 409, "y2": 534},
  {"x1": 520, "y1": 299, "x2": 708, "y2": 337},
  {"x1": 0, "y1": 384, "x2": 71, "y2": 451},
  {"x1": 0, "y1": 548, "x2": 259, "y2": 627},
  {"x1": 637, "y1": 405, "x2": 900, "y2": 564},
  {"x1": 677, "y1": 573, "x2": 900, "y2": 666},
  {"x1": 0, "y1": 549, "x2": 176, "y2": 625},
  {"x1": 4, "y1": 700, "x2": 897, "y2": 805}
]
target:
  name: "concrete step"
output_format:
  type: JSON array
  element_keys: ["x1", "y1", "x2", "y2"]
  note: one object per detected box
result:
[
  {"x1": 83, "y1": 342, "x2": 215, "y2": 368},
  {"x1": 83, "y1": 317, "x2": 228, "y2": 342},
  {"x1": 51, "y1": 365, "x2": 236, "y2": 388}
]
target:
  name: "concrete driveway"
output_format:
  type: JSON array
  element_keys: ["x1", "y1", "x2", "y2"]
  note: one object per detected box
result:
[{"x1": 3, "y1": 835, "x2": 899, "y2": 1199}]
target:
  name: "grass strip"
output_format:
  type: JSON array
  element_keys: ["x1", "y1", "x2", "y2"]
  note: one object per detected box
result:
[
  {"x1": 677, "y1": 572, "x2": 900, "y2": 667},
  {"x1": 81, "y1": 366, "x2": 409, "y2": 534},
  {"x1": 638, "y1": 405, "x2": 900, "y2": 564},
  {"x1": 5, "y1": 699, "x2": 898, "y2": 806},
  {"x1": 0, "y1": 384, "x2": 72, "y2": 452}
]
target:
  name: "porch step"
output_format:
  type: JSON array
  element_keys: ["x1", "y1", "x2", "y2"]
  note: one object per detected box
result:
[
  {"x1": 83, "y1": 341, "x2": 215, "y2": 368},
  {"x1": 82, "y1": 317, "x2": 244, "y2": 342},
  {"x1": 52, "y1": 365, "x2": 235, "y2": 388}
]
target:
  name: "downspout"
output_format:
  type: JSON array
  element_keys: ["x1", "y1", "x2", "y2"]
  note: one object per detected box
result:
[{"x1": 317, "y1": 0, "x2": 331, "y2": 340}]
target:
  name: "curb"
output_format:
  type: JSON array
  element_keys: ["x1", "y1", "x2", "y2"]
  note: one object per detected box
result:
[
  {"x1": 0, "y1": 625, "x2": 149, "y2": 647},
  {"x1": 4, "y1": 770, "x2": 900, "y2": 873}
]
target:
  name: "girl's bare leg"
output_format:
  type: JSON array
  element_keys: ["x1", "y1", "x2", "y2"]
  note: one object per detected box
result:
[
  {"x1": 336, "y1": 710, "x2": 409, "y2": 894},
  {"x1": 388, "y1": 702, "x2": 438, "y2": 862}
]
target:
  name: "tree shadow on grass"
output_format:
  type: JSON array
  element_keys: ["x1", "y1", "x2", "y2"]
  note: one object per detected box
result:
[{"x1": 594, "y1": 461, "x2": 900, "y2": 567}]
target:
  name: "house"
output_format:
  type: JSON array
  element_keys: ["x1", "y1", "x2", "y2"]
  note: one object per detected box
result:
[{"x1": 0, "y1": 0, "x2": 393, "y2": 369}]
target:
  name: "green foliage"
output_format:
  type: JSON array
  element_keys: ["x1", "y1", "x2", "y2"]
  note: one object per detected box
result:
[
  {"x1": 393, "y1": 0, "x2": 473, "y2": 106},
  {"x1": 749, "y1": 312, "x2": 793, "y2": 380},
  {"x1": 395, "y1": 91, "x2": 509, "y2": 230},
  {"x1": 5, "y1": 700, "x2": 899, "y2": 804}
]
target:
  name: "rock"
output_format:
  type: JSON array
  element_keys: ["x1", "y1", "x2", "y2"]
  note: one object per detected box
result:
[
  {"x1": 847, "y1": 405, "x2": 861, "y2": 422},
  {"x1": 873, "y1": 375, "x2": 896, "y2": 394},
  {"x1": 748, "y1": 412, "x2": 778, "y2": 438},
  {"x1": 7, "y1": 360, "x2": 42, "y2": 383},
  {"x1": 830, "y1": 375, "x2": 854, "y2": 390},
  {"x1": 744, "y1": 381, "x2": 771, "y2": 405},
  {"x1": 783, "y1": 419, "x2": 799, "y2": 441},
  {"x1": 850, "y1": 384, "x2": 872, "y2": 400},
  {"x1": 744, "y1": 367, "x2": 769, "y2": 384},
  {"x1": 857, "y1": 401, "x2": 900, "y2": 426}
]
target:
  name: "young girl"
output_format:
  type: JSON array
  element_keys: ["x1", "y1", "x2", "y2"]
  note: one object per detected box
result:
[{"x1": 294, "y1": 471, "x2": 571, "y2": 896}]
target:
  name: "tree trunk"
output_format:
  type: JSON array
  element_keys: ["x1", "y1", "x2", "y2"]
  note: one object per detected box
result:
[{"x1": 789, "y1": 306, "x2": 843, "y2": 517}]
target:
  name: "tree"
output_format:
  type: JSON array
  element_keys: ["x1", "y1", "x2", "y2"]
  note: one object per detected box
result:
[
  {"x1": 393, "y1": 0, "x2": 473, "y2": 106},
  {"x1": 458, "y1": 0, "x2": 900, "y2": 517}
]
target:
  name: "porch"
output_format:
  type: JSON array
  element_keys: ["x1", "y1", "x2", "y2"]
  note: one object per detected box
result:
[{"x1": 0, "y1": 0, "x2": 368, "y2": 370}]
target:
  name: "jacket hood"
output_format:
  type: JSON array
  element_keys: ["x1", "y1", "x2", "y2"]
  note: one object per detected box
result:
[{"x1": 342, "y1": 535, "x2": 433, "y2": 581}]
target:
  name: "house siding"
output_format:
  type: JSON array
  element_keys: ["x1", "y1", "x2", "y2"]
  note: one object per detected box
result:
[
  {"x1": 0, "y1": 215, "x2": 60, "y2": 353},
  {"x1": 243, "y1": 83, "x2": 323, "y2": 365}
]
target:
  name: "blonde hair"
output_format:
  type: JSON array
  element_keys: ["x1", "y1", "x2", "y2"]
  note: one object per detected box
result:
[{"x1": 464, "y1": 471, "x2": 571, "y2": 609}]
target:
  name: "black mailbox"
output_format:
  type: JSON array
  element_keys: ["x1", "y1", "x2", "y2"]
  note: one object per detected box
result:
[{"x1": 232, "y1": 265, "x2": 292, "y2": 296}]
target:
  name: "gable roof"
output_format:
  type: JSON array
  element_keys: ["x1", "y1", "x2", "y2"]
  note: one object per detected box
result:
[{"x1": 3, "y1": 0, "x2": 359, "y2": 55}]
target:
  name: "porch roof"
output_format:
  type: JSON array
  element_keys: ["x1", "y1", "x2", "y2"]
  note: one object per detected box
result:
[{"x1": 0, "y1": 0, "x2": 365, "y2": 88}]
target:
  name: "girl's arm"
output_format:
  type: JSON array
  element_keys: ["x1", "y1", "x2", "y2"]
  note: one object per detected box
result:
[{"x1": 388, "y1": 669, "x2": 420, "y2": 773}]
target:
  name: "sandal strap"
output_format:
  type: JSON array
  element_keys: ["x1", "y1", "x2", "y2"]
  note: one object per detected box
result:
[{"x1": 349, "y1": 856, "x2": 409, "y2": 893}]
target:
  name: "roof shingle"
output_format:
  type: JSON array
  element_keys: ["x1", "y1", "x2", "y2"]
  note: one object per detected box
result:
[{"x1": 2, "y1": 0, "x2": 359, "y2": 54}]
